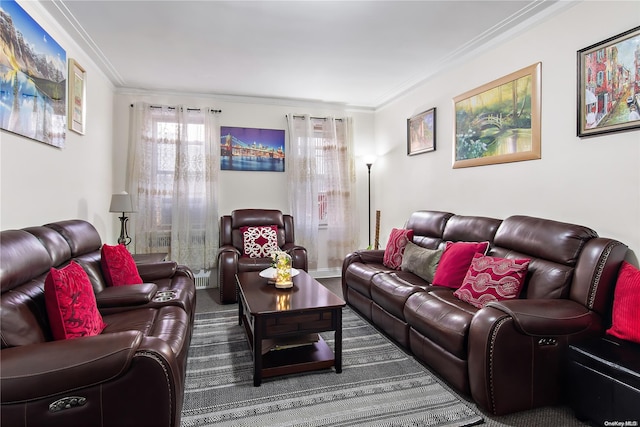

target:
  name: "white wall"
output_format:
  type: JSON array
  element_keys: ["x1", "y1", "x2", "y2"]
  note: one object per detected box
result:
[
  {"x1": 0, "y1": 1, "x2": 116, "y2": 242},
  {"x1": 372, "y1": 1, "x2": 640, "y2": 260}
]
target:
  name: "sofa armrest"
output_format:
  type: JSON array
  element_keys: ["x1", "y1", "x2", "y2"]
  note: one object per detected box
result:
[
  {"x1": 218, "y1": 246, "x2": 240, "y2": 303},
  {"x1": 95, "y1": 283, "x2": 158, "y2": 308},
  {"x1": 468, "y1": 300, "x2": 603, "y2": 415},
  {"x1": 0, "y1": 331, "x2": 142, "y2": 403},
  {"x1": 486, "y1": 299, "x2": 596, "y2": 336},
  {"x1": 137, "y1": 261, "x2": 177, "y2": 281},
  {"x1": 282, "y1": 244, "x2": 308, "y2": 272}
]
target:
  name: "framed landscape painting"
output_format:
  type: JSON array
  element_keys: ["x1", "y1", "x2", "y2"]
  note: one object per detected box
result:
[
  {"x1": 220, "y1": 126, "x2": 285, "y2": 172},
  {"x1": 453, "y1": 62, "x2": 541, "y2": 168},
  {"x1": 407, "y1": 108, "x2": 436, "y2": 156},
  {"x1": 577, "y1": 26, "x2": 640, "y2": 137},
  {"x1": 0, "y1": 0, "x2": 66, "y2": 147}
]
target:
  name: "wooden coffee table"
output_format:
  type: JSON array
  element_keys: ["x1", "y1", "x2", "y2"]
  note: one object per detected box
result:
[{"x1": 236, "y1": 270, "x2": 346, "y2": 386}]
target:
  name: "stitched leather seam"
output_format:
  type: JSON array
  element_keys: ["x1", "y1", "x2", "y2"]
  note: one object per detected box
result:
[
  {"x1": 587, "y1": 241, "x2": 617, "y2": 309},
  {"x1": 488, "y1": 316, "x2": 510, "y2": 415},
  {"x1": 135, "y1": 351, "x2": 172, "y2": 426}
]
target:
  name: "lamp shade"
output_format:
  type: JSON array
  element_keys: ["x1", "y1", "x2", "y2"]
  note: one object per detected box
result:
[{"x1": 109, "y1": 192, "x2": 134, "y2": 213}]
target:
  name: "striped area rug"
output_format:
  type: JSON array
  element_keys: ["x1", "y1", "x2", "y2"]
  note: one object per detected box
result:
[{"x1": 181, "y1": 306, "x2": 483, "y2": 427}]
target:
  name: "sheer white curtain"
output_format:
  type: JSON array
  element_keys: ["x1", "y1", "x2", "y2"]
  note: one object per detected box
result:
[
  {"x1": 126, "y1": 103, "x2": 219, "y2": 271},
  {"x1": 287, "y1": 115, "x2": 357, "y2": 269}
]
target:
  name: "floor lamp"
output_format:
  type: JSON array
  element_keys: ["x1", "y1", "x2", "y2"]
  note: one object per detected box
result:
[
  {"x1": 366, "y1": 162, "x2": 373, "y2": 248},
  {"x1": 109, "y1": 191, "x2": 134, "y2": 246}
]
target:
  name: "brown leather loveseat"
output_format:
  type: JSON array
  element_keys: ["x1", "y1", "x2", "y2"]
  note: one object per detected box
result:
[
  {"x1": 218, "y1": 209, "x2": 308, "y2": 303},
  {"x1": 342, "y1": 210, "x2": 628, "y2": 416},
  {"x1": 0, "y1": 220, "x2": 196, "y2": 427}
]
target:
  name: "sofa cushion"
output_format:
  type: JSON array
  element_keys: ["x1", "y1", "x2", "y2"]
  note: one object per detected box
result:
[
  {"x1": 101, "y1": 244, "x2": 143, "y2": 287},
  {"x1": 607, "y1": 261, "x2": 640, "y2": 344},
  {"x1": 432, "y1": 241, "x2": 489, "y2": 288},
  {"x1": 45, "y1": 261, "x2": 106, "y2": 340},
  {"x1": 401, "y1": 241, "x2": 443, "y2": 283},
  {"x1": 404, "y1": 288, "x2": 477, "y2": 359},
  {"x1": 241, "y1": 225, "x2": 279, "y2": 258},
  {"x1": 383, "y1": 228, "x2": 414, "y2": 270},
  {"x1": 453, "y1": 253, "x2": 529, "y2": 309}
]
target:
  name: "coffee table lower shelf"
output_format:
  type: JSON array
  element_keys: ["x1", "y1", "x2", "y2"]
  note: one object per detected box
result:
[{"x1": 259, "y1": 337, "x2": 336, "y2": 379}]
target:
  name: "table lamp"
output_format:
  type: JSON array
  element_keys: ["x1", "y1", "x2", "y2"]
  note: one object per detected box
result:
[{"x1": 109, "y1": 191, "x2": 134, "y2": 246}]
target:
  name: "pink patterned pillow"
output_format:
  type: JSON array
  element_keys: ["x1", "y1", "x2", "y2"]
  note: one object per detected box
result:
[
  {"x1": 383, "y1": 228, "x2": 414, "y2": 270},
  {"x1": 432, "y1": 241, "x2": 489, "y2": 288},
  {"x1": 241, "y1": 225, "x2": 279, "y2": 258},
  {"x1": 606, "y1": 262, "x2": 640, "y2": 344},
  {"x1": 45, "y1": 261, "x2": 107, "y2": 340},
  {"x1": 101, "y1": 244, "x2": 143, "y2": 287},
  {"x1": 453, "y1": 253, "x2": 530, "y2": 309}
]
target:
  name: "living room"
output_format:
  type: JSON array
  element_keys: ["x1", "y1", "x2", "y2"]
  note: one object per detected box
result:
[
  {"x1": 1, "y1": 1, "x2": 639, "y2": 426},
  {"x1": 0, "y1": 1, "x2": 636, "y2": 263}
]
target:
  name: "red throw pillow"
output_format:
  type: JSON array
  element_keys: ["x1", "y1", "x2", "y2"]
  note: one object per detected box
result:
[
  {"x1": 606, "y1": 261, "x2": 640, "y2": 344},
  {"x1": 45, "y1": 261, "x2": 106, "y2": 340},
  {"x1": 383, "y1": 228, "x2": 414, "y2": 270},
  {"x1": 241, "y1": 225, "x2": 279, "y2": 258},
  {"x1": 453, "y1": 253, "x2": 530, "y2": 308},
  {"x1": 432, "y1": 241, "x2": 489, "y2": 288},
  {"x1": 101, "y1": 244, "x2": 143, "y2": 286}
]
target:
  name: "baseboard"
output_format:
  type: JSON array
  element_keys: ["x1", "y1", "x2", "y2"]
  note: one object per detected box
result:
[{"x1": 309, "y1": 268, "x2": 341, "y2": 279}]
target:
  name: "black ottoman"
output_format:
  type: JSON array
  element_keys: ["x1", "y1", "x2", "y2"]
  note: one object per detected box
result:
[{"x1": 567, "y1": 336, "x2": 640, "y2": 426}]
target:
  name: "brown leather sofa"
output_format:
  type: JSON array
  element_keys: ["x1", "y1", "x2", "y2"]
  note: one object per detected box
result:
[
  {"x1": 0, "y1": 220, "x2": 196, "y2": 427},
  {"x1": 218, "y1": 209, "x2": 308, "y2": 303},
  {"x1": 342, "y1": 210, "x2": 628, "y2": 416}
]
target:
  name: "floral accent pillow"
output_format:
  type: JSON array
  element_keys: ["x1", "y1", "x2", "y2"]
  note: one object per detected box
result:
[
  {"x1": 383, "y1": 228, "x2": 414, "y2": 270},
  {"x1": 101, "y1": 243, "x2": 143, "y2": 287},
  {"x1": 453, "y1": 253, "x2": 530, "y2": 309},
  {"x1": 241, "y1": 225, "x2": 279, "y2": 258},
  {"x1": 45, "y1": 261, "x2": 107, "y2": 340},
  {"x1": 606, "y1": 261, "x2": 640, "y2": 344},
  {"x1": 432, "y1": 241, "x2": 489, "y2": 288}
]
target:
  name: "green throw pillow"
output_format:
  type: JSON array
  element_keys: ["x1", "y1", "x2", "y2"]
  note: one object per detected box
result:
[{"x1": 401, "y1": 241, "x2": 443, "y2": 283}]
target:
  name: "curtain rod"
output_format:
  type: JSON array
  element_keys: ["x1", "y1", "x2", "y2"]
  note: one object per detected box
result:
[
  {"x1": 130, "y1": 104, "x2": 221, "y2": 113},
  {"x1": 288, "y1": 114, "x2": 342, "y2": 121}
]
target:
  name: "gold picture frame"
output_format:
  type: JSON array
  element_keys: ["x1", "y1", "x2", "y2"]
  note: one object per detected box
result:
[
  {"x1": 453, "y1": 62, "x2": 541, "y2": 168},
  {"x1": 68, "y1": 58, "x2": 86, "y2": 135}
]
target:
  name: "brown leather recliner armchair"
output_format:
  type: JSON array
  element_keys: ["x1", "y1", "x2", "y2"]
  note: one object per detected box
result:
[{"x1": 218, "y1": 209, "x2": 308, "y2": 304}]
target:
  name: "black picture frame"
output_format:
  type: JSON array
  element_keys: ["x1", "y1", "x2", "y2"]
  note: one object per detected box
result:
[
  {"x1": 407, "y1": 107, "x2": 436, "y2": 156},
  {"x1": 577, "y1": 26, "x2": 640, "y2": 138}
]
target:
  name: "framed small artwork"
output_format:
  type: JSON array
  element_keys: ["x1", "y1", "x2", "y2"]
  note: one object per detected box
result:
[
  {"x1": 453, "y1": 62, "x2": 541, "y2": 168},
  {"x1": 220, "y1": 126, "x2": 285, "y2": 172},
  {"x1": 407, "y1": 108, "x2": 436, "y2": 156},
  {"x1": 68, "y1": 59, "x2": 86, "y2": 135},
  {"x1": 577, "y1": 26, "x2": 640, "y2": 138},
  {"x1": 0, "y1": 0, "x2": 66, "y2": 147}
]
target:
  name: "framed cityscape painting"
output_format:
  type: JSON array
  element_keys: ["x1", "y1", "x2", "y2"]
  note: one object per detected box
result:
[
  {"x1": 220, "y1": 126, "x2": 285, "y2": 172},
  {"x1": 0, "y1": 0, "x2": 66, "y2": 147},
  {"x1": 453, "y1": 63, "x2": 541, "y2": 168},
  {"x1": 577, "y1": 26, "x2": 640, "y2": 137}
]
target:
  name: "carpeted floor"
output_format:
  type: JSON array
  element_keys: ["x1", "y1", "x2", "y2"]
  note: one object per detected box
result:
[{"x1": 189, "y1": 279, "x2": 588, "y2": 427}]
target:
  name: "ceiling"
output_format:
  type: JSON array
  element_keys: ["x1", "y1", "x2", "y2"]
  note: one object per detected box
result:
[{"x1": 41, "y1": 0, "x2": 569, "y2": 109}]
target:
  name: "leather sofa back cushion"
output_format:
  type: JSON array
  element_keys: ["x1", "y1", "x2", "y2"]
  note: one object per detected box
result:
[
  {"x1": 401, "y1": 241, "x2": 443, "y2": 283},
  {"x1": 383, "y1": 228, "x2": 414, "y2": 270},
  {"x1": 432, "y1": 241, "x2": 489, "y2": 288},
  {"x1": 240, "y1": 225, "x2": 279, "y2": 258},
  {"x1": 101, "y1": 244, "x2": 143, "y2": 286},
  {"x1": 45, "y1": 261, "x2": 106, "y2": 340},
  {"x1": 453, "y1": 253, "x2": 530, "y2": 308},
  {"x1": 606, "y1": 261, "x2": 640, "y2": 344}
]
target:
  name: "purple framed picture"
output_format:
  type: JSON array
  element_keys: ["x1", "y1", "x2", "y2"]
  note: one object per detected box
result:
[{"x1": 220, "y1": 126, "x2": 285, "y2": 172}]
